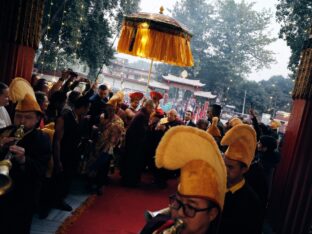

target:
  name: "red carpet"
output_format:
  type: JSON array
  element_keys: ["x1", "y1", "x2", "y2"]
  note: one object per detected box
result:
[{"x1": 63, "y1": 173, "x2": 178, "y2": 234}]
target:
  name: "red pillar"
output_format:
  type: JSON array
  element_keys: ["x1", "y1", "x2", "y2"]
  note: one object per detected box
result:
[
  {"x1": 268, "y1": 29, "x2": 312, "y2": 234},
  {"x1": 0, "y1": 0, "x2": 44, "y2": 84}
]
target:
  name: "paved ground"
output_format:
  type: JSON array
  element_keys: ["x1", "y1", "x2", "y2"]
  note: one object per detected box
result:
[{"x1": 31, "y1": 178, "x2": 90, "y2": 234}]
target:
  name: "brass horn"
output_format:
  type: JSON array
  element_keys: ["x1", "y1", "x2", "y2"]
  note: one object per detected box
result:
[
  {"x1": 0, "y1": 159, "x2": 12, "y2": 196},
  {"x1": 157, "y1": 219, "x2": 184, "y2": 234},
  {"x1": 145, "y1": 207, "x2": 185, "y2": 234},
  {"x1": 0, "y1": 125, "x2": 25, "y2": 196},
  {"x1": 144, "y1": 207, "x2": 170, "y2": 221}
]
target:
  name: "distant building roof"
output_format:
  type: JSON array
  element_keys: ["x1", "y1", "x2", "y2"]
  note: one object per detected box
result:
[
  {"x1": 162, "y1": 74, "x2": 205, "y2": 87},
  {"x1": 149, "y1": 80, "x2": 170, "y2": 90},
  {"x1": 110, "y1": 60, "x2": 157, "y2": 76},
  {"x1": 225, "y1": 105, "x2": 236, "y2": 109},
  {"x1": 102, "y1": 72, "x2": 169, "y2": 91},
  {"x1": 193, "y1": 91, "x2": 216, "y2": 99}
]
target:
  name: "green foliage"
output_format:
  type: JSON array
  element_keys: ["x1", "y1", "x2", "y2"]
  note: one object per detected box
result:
[
  {"x1": 225, "y1": 76, "x2": 293, "y2": 114},
  {"x1": 37, "y1": 0, "x2": 140, "y2": 79},
  {"x1": 162, "y1": 0, "x2": 275, "y2": 77},
  {"x1": 173, "y1": 0, "x2": 215, "y2": 75},
  {"x1": 227, "y1": 80, "x2": 267, "y2": 113},
  {"x1": 259, "y1": 75, "x2": 294, "y2": 112},
  {"x1": 209, "y1": 0, "x2": 276, "y2": 75},
  {"x1": 276, "y1": 0, "x2": 312, "y2": 75},
  {"x1": 79, "y1": 0, "x2": 113, "y2": 79}
]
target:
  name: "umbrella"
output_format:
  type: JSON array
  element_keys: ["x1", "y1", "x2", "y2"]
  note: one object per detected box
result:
[{"x1": 117, "y1": 7, "x2": 194, "y2": 90}]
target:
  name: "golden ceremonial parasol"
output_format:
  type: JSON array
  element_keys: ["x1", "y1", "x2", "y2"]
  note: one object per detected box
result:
[{"x1": 117, "y1": 6, "x2": 194, "y2": 90}]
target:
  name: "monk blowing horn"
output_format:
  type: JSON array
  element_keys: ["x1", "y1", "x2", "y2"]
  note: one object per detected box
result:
[
  {"x1": 144, "y1": 207, "x2": 185, "y2": 233},
  {"x1": 0, "y1": 125, "x2": 25, "y2": 196},
  {"x1": 0, "y1": 77, "x2": 38, "y2": 196}
]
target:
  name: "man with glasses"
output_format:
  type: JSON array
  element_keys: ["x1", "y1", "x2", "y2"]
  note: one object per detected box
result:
[{"x1": 141, "y1": 126, "x2": 227, "y2": 234}]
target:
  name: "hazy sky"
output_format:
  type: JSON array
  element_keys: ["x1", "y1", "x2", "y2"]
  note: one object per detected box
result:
[{"x1": 118, "y1": 0, "x2": 291, "y2": 82}]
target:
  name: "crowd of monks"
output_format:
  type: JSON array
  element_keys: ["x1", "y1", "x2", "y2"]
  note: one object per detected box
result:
[{"x1": 0, "y1": 70, "x2": 281, "y2": 233}]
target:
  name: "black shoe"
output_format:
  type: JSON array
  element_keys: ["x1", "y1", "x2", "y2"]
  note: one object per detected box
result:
[
  {"x1": 38, "y1": 208, "x2": 50, "y2": 219},
  {"x1": 96, "y1": 187, "x2": 103, "y2": 196},
  {"x1": 89, "y1": 185, "x2": 103, "y2": 196},
  {"x1": 55, "y1": 201, "x2": 72, "y2": 211}
]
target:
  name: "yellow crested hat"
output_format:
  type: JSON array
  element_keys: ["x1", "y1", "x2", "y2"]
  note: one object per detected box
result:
[
  {"x1": 9, "y1": 77, "x2": 36, "y2": 103},
  {"x1": 107, "y1": 91, "x2": 124, "y2": 106},
  {"x1": 270, "y1": 120, "x2": 281, "y2": 129},
  {"x1": 221, "y1": 123, "x2": 256, "y2": 168},
  {"x1": 207, "y1": 117, "x2": 221, "y2": 137},
  {"x1": 156, "y1": 126, "x2": 227, "y2": 209},
  {"x1": 229, "y1": 117, "x2": 243, "y2": 127},
  {"x1": 15, "y1": 94, "x2": 42, "y2": 113},
  {"x1": 9, "y1": 77, "x2": 42, "y2": 113}
]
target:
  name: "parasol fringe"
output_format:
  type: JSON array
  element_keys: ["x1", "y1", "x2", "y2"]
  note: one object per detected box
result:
[{"x1": 117, "y1": 24, "x2": 194, "y2": 67}]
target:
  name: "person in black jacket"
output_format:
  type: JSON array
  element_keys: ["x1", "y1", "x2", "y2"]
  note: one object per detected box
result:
[
  {"x1": 0, "y1": 94, "x2": 51, "y2": 234},
  {"x1": 257, "y1": 135, "x2": 280, "y2": 197},
  {"x1": 88, "y1": 84, "x2": 109, "y2": 118},
  {"x1": 219, "y1": 121, "x2": 264, "y2": 234},
  {"x1": 53, "y1": 96, "x2": 90, "y2": 211},
  {"x1": 207, "y1": 104, "x2": 224, "y2": 137},
  {"x1": 184, "y1": 110, "x2": 196, "y2": 127}
]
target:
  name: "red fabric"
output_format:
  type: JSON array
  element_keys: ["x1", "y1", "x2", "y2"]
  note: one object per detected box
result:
[
  {"x1": 0, "y1": 42, "x2": 35, "y2": 84},
  {"x1": 68, "y1": 174, "x2": 178, "y2": 234},
  {"x1": 155, "y1": 108, "x2": 164, "y2": 116},
  {"x1": 129, "y1": 92, "x2": 144, "y2": 101},
  {"x1": 150, "y1": 91, "x2": 163, "y2": 100}
]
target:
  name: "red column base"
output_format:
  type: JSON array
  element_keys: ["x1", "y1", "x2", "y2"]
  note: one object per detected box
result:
[{"x1": 0, "y1": 41, "x2": 35, "y2": 84}]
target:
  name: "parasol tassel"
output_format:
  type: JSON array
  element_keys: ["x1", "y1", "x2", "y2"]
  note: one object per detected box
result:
[{"x1": 129, "y1": 27, "x2": 138, "y2": 52}]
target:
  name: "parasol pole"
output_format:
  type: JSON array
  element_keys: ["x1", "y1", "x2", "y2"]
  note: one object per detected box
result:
[
  {"x1": 146, "y1": 59, "x2": 154, "y2": 92},
  {"x1": 145, "y1": 6, "x2": 162, "y2": 92}
]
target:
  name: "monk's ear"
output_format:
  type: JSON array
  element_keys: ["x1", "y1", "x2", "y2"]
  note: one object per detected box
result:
[{"x1": 208, "y1": 207, "x2": 219, "y2": 222}]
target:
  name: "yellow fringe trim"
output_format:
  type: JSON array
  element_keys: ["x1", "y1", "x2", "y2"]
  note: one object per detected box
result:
[
  {"x1": 292, "y1": 47, "x2": 312, "y2": 100},
  {"x1": 117, "y1": 23, "x2": 194, "y2": 67},
  {"x1": 56, "y1": 195, "x2": 97, "y2": 234}
]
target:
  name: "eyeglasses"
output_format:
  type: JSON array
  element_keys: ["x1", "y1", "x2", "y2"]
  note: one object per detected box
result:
[{"x1": 169, "y1": 194, "x2": 212, "y2": 218}]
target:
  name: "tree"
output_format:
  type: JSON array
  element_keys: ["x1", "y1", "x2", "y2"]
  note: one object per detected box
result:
[
  {"x1": 221, "y1": 75, "x2": 293, "y2": 114},
  {"x1": 259, "y1": 75, "x2": 293, "y2": 113},
  {"x1": 276, "y1": 0, "x2": 312, "y2": 75},
  {"x1": 209, "y1": 0, "x2": 276, "y2": 76},
  {"x1": 79, "y1": 0, "x2": 114, "y2": 78},
  {"x1": 37, "y1": 0, "x2": 140, "y2": 78},
  {"x1": 227, "y1": 80, "x2": 268, "y2": 113},
  {"x1": 156, "y1": 0, "x2": 276, "y2": 96},
  {"x1": 155, "y1": 0, "x2": 215, "y2": 79}
]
